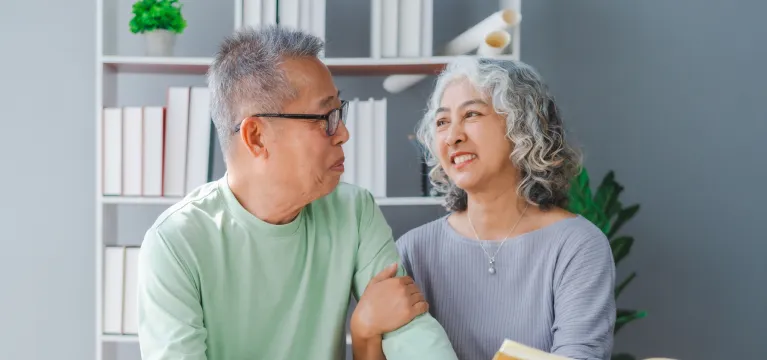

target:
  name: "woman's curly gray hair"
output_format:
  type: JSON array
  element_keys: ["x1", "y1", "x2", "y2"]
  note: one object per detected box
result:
[{"x1": 416, "y1": 56, "x2": 582, "y2": 212}]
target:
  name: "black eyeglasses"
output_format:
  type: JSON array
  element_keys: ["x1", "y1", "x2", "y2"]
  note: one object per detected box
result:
[{"x1": 235, "y1": 100, "x2": 349, "y2": 136}]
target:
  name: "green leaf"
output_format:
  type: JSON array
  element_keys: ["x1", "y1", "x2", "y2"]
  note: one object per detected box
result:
[
  {"x1": 129, "y1": 0, "x2": 187, "y2": 34},
  {"x1": 576, "y1": 168, "x2": 592, "y2": 200},
  {"x1": 608, "y1": 204, "x2": 640, "y2": 239},
  {"x1": 611, "y1": 236, "x2": 634, "y2": 264},
  {"x1": 615, "y1": 272, "x2": 636, "y2": 299},
  {"x1": 615, "y1": 309, "x2": 647, "y2": 333},
  {"x1": 611, "y1": 354, "x2": 637, "y2": 360},
  {"x1": 593, "y1": 171, "x2": 615, "y2": 209}
]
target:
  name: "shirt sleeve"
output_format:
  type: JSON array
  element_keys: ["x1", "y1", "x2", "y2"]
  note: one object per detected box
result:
[
  {"x1": 551, "y1": 229, "x2": 617, "y2": 360},
  {"x1": 137, "y1": 227, "x2": 208, "y2": 360},
  {"x1": 352, "y1": 190, "x2": 458, "y2": 360}
]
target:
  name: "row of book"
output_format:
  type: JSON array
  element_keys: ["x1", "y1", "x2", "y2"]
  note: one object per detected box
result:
[
  {"x1": 341, "y1": 97, "x2": 388, "y2": 198},
  {"x1": 371, "y1": 0, "x2": 433, "y2": 58},
  {"x1": 242, "y1": 0, "x2": 433, "y2": 59},
  {"x1": 101, "y1": 86, "x2": 213, "y2": 197},
  {"x1": 242, "y1": 0, "x2": 326, "y2": 43},
  {"x1": 103, "y1": 246, "x2": 140, "y2": 335}
]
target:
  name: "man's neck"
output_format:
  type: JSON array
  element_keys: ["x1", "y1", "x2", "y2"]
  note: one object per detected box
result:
[
  {"x1": 227, "y1": 171, "x2": 305, "y2": 225},
  {"x1": 464, "y1": 178, "x2": 530, "y2": 240}
]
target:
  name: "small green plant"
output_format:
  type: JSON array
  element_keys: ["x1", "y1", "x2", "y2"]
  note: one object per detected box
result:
[
  {"x1": 129, "y1": 0, "x2": 187, "y2": 34},
  {"x1": 567, "y1": 168, "x2": 647, "y2": 360}
]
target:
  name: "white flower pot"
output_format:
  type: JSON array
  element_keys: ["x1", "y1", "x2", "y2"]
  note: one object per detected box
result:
[{"x1": 144, "y1": 29, "x2": 176, "y2": 56}]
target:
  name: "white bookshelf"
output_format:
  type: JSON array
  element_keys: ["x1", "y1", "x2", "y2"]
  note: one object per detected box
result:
[{"x1": 95, "y1": 0, "x2": 521, "y2": 359}]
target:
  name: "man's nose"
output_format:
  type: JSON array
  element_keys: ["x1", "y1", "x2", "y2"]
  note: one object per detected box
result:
[{"x1": 333, "y1": 121, "x2": 350, "y2": 146}]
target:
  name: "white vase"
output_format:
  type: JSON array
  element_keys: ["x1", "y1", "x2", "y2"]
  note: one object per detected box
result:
[{"x1": 144, "y1": 29, "x2": 176, "y2": 56}]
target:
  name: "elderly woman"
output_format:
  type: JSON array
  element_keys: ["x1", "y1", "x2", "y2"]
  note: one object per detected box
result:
[{"x1": 357, "y1": 57, "x2": 616, "y2": 360}]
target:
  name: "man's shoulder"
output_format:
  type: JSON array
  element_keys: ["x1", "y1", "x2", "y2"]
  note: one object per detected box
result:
[
  {"x1": 311, "y1": 182, "x2": 376, "y2": 217},
  {"x1": 147, "y1": 180, "x2": 224, "y2": 241}
]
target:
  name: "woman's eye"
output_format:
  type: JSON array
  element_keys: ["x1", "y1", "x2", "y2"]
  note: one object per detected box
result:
[
  {"x1": 436, "y1": 119, "x2": 448, "y2": 127},
  {"x1": 465, "y1": 111, "x2": 481, "y2": 118}
]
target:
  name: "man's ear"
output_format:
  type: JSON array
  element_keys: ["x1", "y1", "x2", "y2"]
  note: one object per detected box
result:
[{"x1": 239, "y1": 116, "x2": 269, "y2": 158}]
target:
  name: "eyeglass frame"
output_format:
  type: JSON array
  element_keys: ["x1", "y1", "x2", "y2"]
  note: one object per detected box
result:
[{"x1": 234, "y1": 100, "x2": 349, "y2": 137}]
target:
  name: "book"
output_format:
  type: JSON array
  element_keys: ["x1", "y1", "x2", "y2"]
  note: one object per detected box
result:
[{"x1": 492, "y1": 339, "x2": 571, "y2": 360}]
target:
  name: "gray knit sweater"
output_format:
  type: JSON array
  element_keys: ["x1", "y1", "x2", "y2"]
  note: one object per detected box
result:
[{"x1": 395, "y1": 214, "x2": 616, "y2": 360}]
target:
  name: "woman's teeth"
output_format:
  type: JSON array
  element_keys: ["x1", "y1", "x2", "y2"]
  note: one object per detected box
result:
[{"x1": 453, "y1": 154, "x2": 477, "y2": 165}]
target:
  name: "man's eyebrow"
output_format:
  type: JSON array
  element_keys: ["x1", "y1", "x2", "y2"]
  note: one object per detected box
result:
[
  {"x1": 319, "y1": 90, "x2": 341, "y2": 108},
  {"x1": 435, "y1": 99, "x2": 487, "y2": 114}
]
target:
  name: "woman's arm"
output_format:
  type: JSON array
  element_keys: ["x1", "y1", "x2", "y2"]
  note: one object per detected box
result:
[{"x1": 551, "y1": 231, "x2": 617, "y2": 360}]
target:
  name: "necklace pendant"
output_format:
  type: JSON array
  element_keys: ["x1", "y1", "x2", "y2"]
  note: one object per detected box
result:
[{"x1": 488, "y1": 260, "x2": 496, "y2": 274}]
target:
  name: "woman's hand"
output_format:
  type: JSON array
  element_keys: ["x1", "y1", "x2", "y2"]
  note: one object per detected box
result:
[{"x1": 350, "y1": 263, "x2": 429, "y2": 340}]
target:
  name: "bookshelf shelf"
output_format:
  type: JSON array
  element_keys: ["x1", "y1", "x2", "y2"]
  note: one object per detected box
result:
[
  {"x1": 101, "y1": 334, "x2": 139, "y2": 343},
  {"x1": 100, "y1": 195, "x2": 444, "y2": 206},
  {"x1": 101, "y1": 54, "x2": 518, "y2": 75}
]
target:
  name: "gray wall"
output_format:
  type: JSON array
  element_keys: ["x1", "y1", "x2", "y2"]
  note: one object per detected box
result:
[
  {"x1": 529, "y1": 1, "x2": 767, "y2": 359},
  {"x1": 1, "y1": 0, "x2": 764, "y2": 359}
]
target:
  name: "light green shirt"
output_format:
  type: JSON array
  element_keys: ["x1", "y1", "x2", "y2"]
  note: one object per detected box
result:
[{"x1": 137, "y1": 176, "x2": 458, "y2": 360}]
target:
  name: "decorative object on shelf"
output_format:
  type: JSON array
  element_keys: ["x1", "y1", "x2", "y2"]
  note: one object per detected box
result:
[
  {"x1": 477, "y1": 29, "x2": 511, "y2": 56},
  {"x1": 382, "y1": 8, "x2": 521, "y2": 94},
  {"x1": 129, "y1": 0, "x2": 187, "y2": 56},
  {"x1": 566, "y1": 168, "x2": 646, "y2": 360},
  {"x1": 242, "y1": 0, "x2": 278, "y2": 28},
  {"x1": 340, "y1": 97, "x2": 387, "y2": 198}
]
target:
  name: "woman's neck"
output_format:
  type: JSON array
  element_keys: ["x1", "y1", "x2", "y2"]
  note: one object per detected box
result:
[{"x1": 464, "y1": 185, "x2": 531, "y2": 240}]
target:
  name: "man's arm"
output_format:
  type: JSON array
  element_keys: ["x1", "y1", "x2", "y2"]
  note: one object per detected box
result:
[
  {"x1": 137, "y1": 227, "x2": 208, "y2": 360},
  {"x1": 351, "y1": 191, "x2": 458, "y2": 360},
  {"x1": 551, "y1": 232, "x2": 616, "y2": 360}
]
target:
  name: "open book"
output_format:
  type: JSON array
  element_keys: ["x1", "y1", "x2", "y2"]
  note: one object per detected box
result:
[
  {"x1": 491, "y1": 339, "x2": 677, "y2": 360},
  {"x1": 492, "y1": 339, "x2": 572, "y2": 360}
]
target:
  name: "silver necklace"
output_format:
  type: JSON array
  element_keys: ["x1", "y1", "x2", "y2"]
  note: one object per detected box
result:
[{"x1": 467, "y1": 203, "x2": 529, "y2": 275}]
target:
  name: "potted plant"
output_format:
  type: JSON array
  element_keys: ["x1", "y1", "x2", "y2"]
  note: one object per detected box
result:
[
  {"x1": 129, "y1": 0, "x2": 187, "y2": 56},
  {"x1": 567, "y1": 168, "x2": 647, "y2": 360}
]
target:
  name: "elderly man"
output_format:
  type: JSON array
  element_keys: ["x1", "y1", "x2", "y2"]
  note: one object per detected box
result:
[{"x1": 137, "y1": 25, "x2": 458, "y2": 360}]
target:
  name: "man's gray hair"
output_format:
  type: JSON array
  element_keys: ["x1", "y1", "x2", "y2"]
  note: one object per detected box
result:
[{"x1": 206, "y1": 25, "x2": 324, "y2": 153}]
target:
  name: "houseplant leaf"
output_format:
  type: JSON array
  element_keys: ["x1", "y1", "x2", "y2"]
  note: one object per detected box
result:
[
  {"x1": 615, "y1": 272, "x2": 636, "y2": 299},
  {"x1": 615, "y1": 309, "x2": 647, "y2": 333},
  {"x1": 611, "y1": 236, "x2": 634, "y2": 264},
  {"x1": 608, "y1": 204, "x2": 640, "y2": 239}
]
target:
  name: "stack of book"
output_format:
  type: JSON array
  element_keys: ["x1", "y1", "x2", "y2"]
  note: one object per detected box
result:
[
  {"x1": 102, "y1": 246, "x2": 141, "y2": 335},
  {"x1": 101, "y1": 86, "x2": 213, "y2": 198}
]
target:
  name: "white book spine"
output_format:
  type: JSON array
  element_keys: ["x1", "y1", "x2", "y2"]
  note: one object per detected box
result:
[
  {"x1": 243, "y1": 0, "x2": 262, "y2": 27},
  {"x1": 311, "y1": 0, "x2": 326, "y2": 42},
  {"x1": 279, "y1": 0, "x2": 299, "y2": 28},
  {"x1": 122, "y1": 107, "x2": 143, "y2": 196},
  {"x1": 342, "y1": 98, "x2": 358, "y2": 186},
  {"x1": 381, "y1": 0, "x2": 399, "y2": 57},
  {"x1": 370, "y1": 0, "x2": 382, "y2": 58},
  {"x1": 299, "y1": 0, "x2": 311, "y2": 31},
  {"x1": 357, "y1": 98, "x2": 375, "y2": 194},
  {"x1": 163, "y1": 87, "x2": 191, "y2": 197},
  {"x1": 185, "y1": 87, "x2": 212, "y2": 193},
  {"x1": 122, "y1": 247, "x2": 140, "y2": 335},
  {"x1": 397, "y1": 0, "x2": 421, "y2": 57},
  {"x1": 373, "y1": 98, "x2": 387, "y2": 198},
  {"x1": 142, "y1": 107, "x2": 165, "y2": 197},
  {"x1": 420, "y1": 0, "x2": 433, "y2": 56},
  {"x1": 262, "y1": 0, "x2": 277, "y2": 25},
  {"x1": 102, "y1": 108, "x2": 122, "y2": 196},
  {"x1": 102, "y1": 246, "x2": 125, "y2": 334}
]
